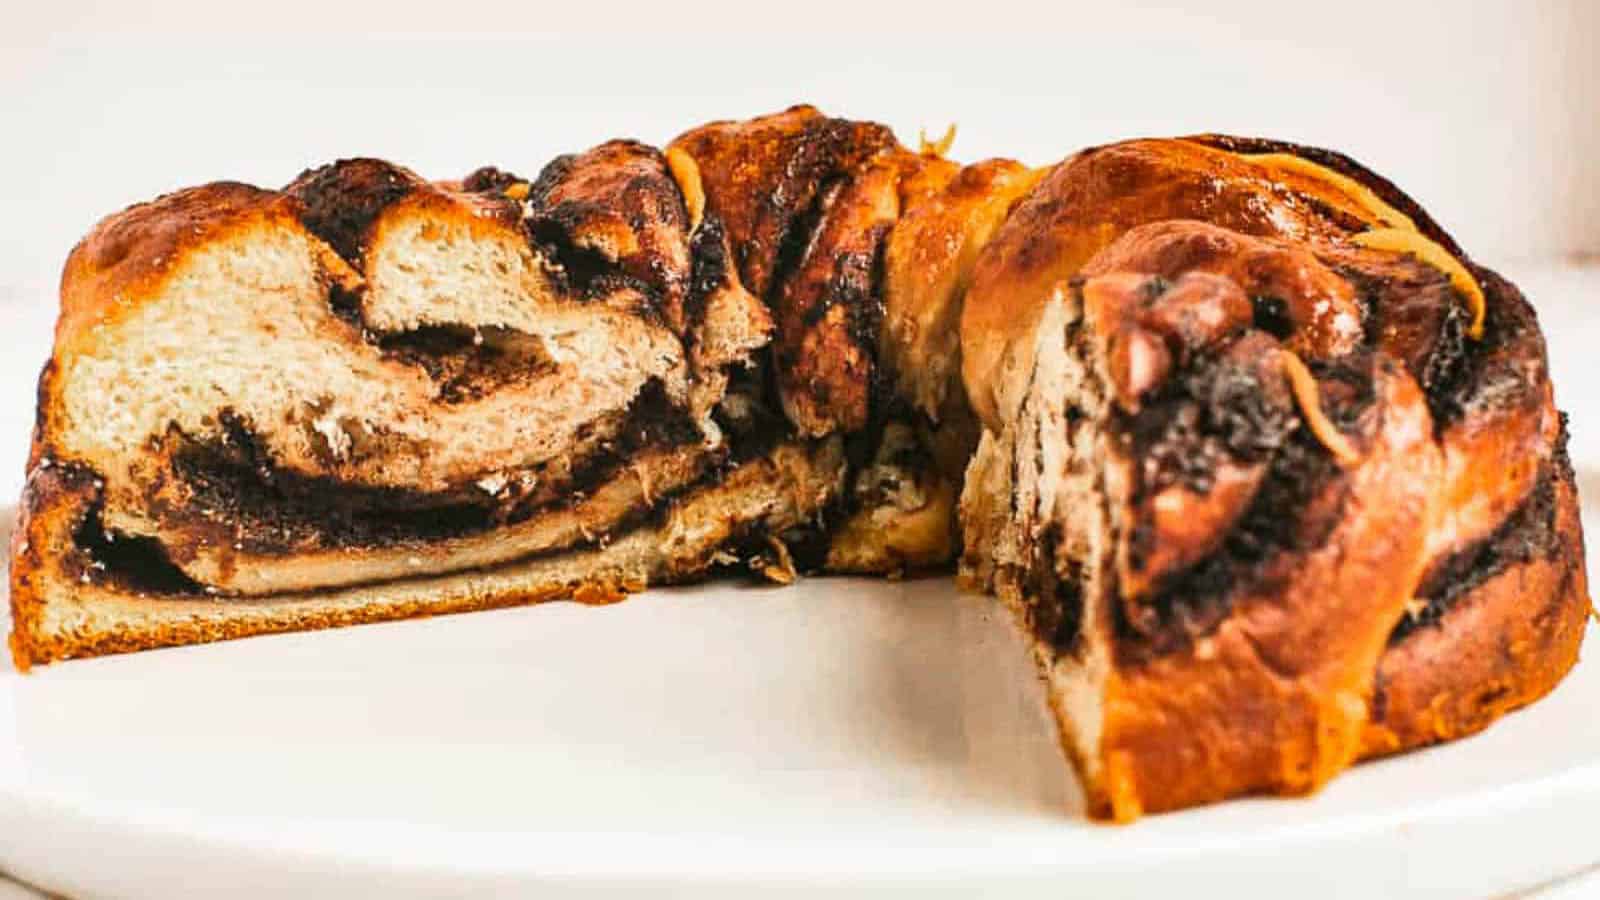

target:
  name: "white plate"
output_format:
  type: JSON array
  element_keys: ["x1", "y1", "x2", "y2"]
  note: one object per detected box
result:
[
  {"x1": 1, "y1": 266, "x2": 1598, "y2": 899},
  {"x1": 0, "y1": 512, "x2": 1596, "y2": 898}
]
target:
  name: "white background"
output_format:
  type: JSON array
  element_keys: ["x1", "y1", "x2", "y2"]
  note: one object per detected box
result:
[
  {"x1": 0, "y1": 4, "x2": 1598, "y2": 895},
  {"x1": 4, "y1": 0, "x2": 1597, "y2": 276}
]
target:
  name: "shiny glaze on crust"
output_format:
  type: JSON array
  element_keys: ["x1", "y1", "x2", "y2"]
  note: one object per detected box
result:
[
  {"x1": 668, "y1": 105, "x2": 896, "y2": 298},
  {"x1": 521, "y1": 140, "x2": 695, "y2": 328}
]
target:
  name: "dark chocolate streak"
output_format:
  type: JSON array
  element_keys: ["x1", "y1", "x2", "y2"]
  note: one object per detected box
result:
[
  {"x1": 682, "y1": 215, "x2": 731, "y2": 349},
  {"x1": 1390, "y1": 454, "x2": 1568, "y2": 643},
  {"x1": 72, "y1": 500, "x2": 202, "y2": 595},
  {"x1": 1120, "y1": 338, "x2": 1297, "y2": 498},
  {"x1": 520, "y1": 152, "x2": 620, "y2": 297},
  {"x1": 24, "y1": 460, "x2": 200, "y2": 595},
  {"x1": 793, "y1": 233, "x2": 903, "y2": 570},
  {"x1": 154, "y1": 380, "x2": 703, "y2": 556},
  {"x1": 837, "y1": 226, "x2": 896, "y2": 466},
  {"x1": 379, "y1": 325, "x2": 557, "y2": 404},
  {"x1": 1030, "y1": 523, "x2": 1086, "y2": 654},
  {"x1": 1340, "y1": 261, "x2": 1470, "y2": 429},
  {"x1": 1118, "y1": 428, "x2": 1338, "y2": 658},
  {"x1": 524, "y1": 153, "x2": 575, "y2": 207},
  {"x1": 462, "y1": 166, "x2": 530, "y2": 194},
  {"x1": 1116, "y1": 354, "x2": 1381, "y2": 657},
  {"x1": 1432, "y1": 268, "x2": 1548, "y2": 428},
  {"x1": 520, "y1": 140, "x2": 689, "y2": 319},
  {"x1": 723, "y1": 114, "x2": 896, "y2": 297},
  {"x1": 769, "y1": 177, "x2": 842, "y2": 311},
  {"x1": 711, "y1": 359, "x2": 789, "y2": 460},
  {"x1": 524, "y1": 218, "x2": 638, "y2": 300},
  {"x1": 1249, "y1": 295, "x2": 1294, "y2": 340},
  {"x1": 73, "y1": 436, "x2": 762, "y2": 600},
  {"x1": 286, "y1": 158, "x2": 419, "y2": 267}
]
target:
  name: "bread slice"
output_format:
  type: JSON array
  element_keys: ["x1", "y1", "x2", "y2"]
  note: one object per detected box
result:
[{"x1": 10, "y1": 108, "x2": 951, "y2": 670}]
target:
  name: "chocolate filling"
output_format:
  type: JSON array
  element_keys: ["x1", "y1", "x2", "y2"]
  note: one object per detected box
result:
[
  {"x1": 151, "y1": 380, "x2": 705, "y2": 556},
  {"x1": 1349, "y1": 263, "x2": 1544, "y2": 433},
  {"x1": 379, "y1": 325, "x2": 557, "y2": 404},
  {"x1": 71, "y1": 500, "x2": 203, "y2": 595},
  {"x1": 682, "y1": 215, "x2": 733, "y2": 349},
  {"x1": 1028, "y1": 523, "x2": 1087, "y2": 654},
  {"x1": 1115, "y1": 354, "x2": 1376, "y2": 658},
  {"x1": 1346, "y1": 261, "x2": 1471, "y2": 428},
  {"x1": 71, "y1": 432, "x2": 841, "y2": 600},
  {"x1": 1119, "y1": 336, "x2": 1297, "y2": 499},
  {"x1": 703, "y1": 114, "x2": 896, "y2": 298},
  {"x1": 517, "y1": 141, "x2": 689, "y2": 317},
  {"x1": 837, "y1": 225, "x2": 896, "y2": 468},
  {"x1": 462, "y1": 166, "x2": 529, "y2": 194},
  {"x1": 287, "y1": 158, "x2": 419, "y2": 268},
  {"x1": 525, "y1": 217, "x2": 642, "y2": 301},
  {"x1": 1249, "y1": 294, "x2": 1294, "y2": 340},
  {"x1": 767, "y1": 176, "x2": 843, "y2": 311},
  {"x1": 712, "y1": 359, "x2": 791, "y2": 461},
  {"x1": 1391, "y1": 456, "x2": 1566, "y2": 643},
  {"x1": 1427, "y1": 271, "x2": 1547, "y2": 429},
  {"x1": 1120, "y1": 427, "x2": 1343, "y2": 658}
]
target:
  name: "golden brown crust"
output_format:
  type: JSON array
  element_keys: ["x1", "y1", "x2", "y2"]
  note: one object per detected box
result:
[
  {"x1": 1180, "y1": 133, "x2": 1464, "y2": 254},
  {"x1": 882, "y1": 158, "x2": 1041, "y2": 421},
  {"x1": 959, "y1": 133, "x2": 1511, "y2": 437},
  {"x1": 1080, "y1": 221, "x2": 1364, "y2": 361},
  {"x1": 54, "y1": 183, "x2": 308, "y2": 366},
  {"x1": 769, "y1": 154, "x2": 903, "y2": 435},
  {"x1": 668, "y1": 105, "x2": 896, "y2": 298},
  {"x1": 960, "y1": 137, "x2": 1429, "y2": 431},
  {"x1": 1361, "y1": 463, "x2": 1591, "y2": 758}
]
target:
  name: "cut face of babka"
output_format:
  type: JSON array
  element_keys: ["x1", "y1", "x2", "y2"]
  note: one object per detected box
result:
[
  {"x1": 48, "y1": 160, "x2": 749, "y2": 596},
  {"x1": 10, "y1": 107, "x2": 1590, "y2": 822}
]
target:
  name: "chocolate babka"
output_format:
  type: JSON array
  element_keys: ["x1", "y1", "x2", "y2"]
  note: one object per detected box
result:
[{"x1": 9, "y1": 106, "x2": 1590, "y2": 820}]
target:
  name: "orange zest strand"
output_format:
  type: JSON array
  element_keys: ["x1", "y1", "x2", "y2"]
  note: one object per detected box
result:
[
  {"x1": 1352, "y1": 228, "x2": 1486, "y2": 339},
  {"x1": 664, "y1": 145, "x2": 706, "y2": 231},
  {"x1": 1280, "y1": 350, "x2": 1362, "y2": 467},
  {"x1": 1246, "y1": 152, "x2": 1418, "y2": 232},
  {"x1": 919, "y1": 123, "x2": 957, "y2": 158}
]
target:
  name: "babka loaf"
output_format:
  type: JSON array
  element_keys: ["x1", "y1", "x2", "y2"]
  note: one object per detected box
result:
[{"x1": 9, "y1": 106, "x2": 1590, "y2": 820}]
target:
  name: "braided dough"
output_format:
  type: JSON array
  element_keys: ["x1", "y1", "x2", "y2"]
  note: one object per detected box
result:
[{"x1": 11, "y1": 106, "x2": 1589, "y2": 819}]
